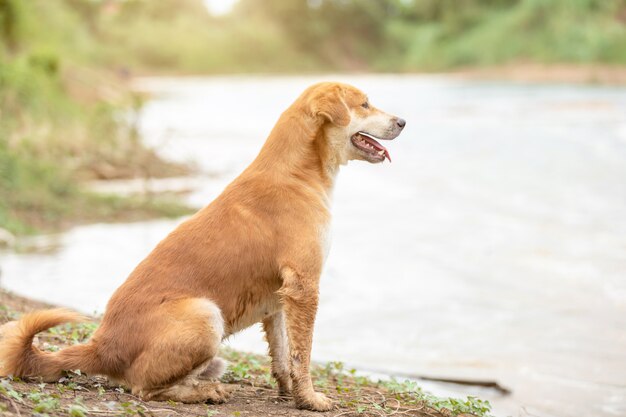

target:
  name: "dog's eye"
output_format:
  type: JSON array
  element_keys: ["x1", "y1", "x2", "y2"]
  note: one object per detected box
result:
[{"x1": 361, "y1": 102, "x2": 369, "y2": 109}]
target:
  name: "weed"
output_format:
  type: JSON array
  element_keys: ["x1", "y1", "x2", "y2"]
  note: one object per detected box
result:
[
  {"x1": 47, "y1": 322, "x2": 98, "y2": 344},
  {"x1": 68, "y1": 402, "x2": 88, "y2": 417},
  {"x1": 0, "y1": 305, "x2": 19, "y2": 321},
  {"x1": 222, "y1": 349, "x2": 271, "y2": 383},
  {"x1": 0, "y1": 378, "x2": 23, "y2": 402}
]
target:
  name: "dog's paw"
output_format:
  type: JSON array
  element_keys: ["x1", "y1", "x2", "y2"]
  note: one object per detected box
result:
[
  {"x1": 205, "y1": 383, "x2": 233, "y2": 404},
  {"x1": 296, "y1": 391, "x2": 333, "y2": 412}
]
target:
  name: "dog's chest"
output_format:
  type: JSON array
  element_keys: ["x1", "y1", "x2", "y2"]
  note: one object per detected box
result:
[
  {"x1": 227, "y1": 292, "x2": 282, "y2": 336},
  {"x1": 316, "y1": 187, "x2": 334, "y2": 264},
  {"x1": 319, "y1": 221, "x2": 332, "y2": 264}
]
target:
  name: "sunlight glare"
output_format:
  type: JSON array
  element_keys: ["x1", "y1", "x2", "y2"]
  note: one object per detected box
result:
[{"x1": 203, "y1": 0, "x2": 237, "y2": 15}]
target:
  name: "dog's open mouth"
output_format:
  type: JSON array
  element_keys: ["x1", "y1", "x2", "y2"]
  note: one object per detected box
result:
[{"x1": 350, "y1": 132, "x2": 391, "y2": 162}]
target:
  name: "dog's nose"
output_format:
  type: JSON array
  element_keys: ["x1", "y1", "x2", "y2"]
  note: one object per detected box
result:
[{"x1": 396, "y1": 118, "x2": 406, "y2": 129}]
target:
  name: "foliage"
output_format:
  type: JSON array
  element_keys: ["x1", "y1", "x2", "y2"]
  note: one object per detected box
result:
[
  {"x1": 104, "y1": 0, "x2": 626, "y2": 71},
  {"x1": 389, "y1": 0, "x2": 626, "y2": 70},
  {"x1": 0, "y1": 0, "x2": 191, "y2": 235},
  {"x1": 6, "y1": 0, "x2": 624, "y2": 75},
  {"x1": 47, "y1": 322, "x2": 98, "y2": 345},
  {"x1": 94, "y1": 0, "x2": 625, "y2": 72}
]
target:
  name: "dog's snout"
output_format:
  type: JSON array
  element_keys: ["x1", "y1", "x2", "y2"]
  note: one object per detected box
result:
[{"x1": 396, "y1": 118, "x2": 406, "y2": 129}]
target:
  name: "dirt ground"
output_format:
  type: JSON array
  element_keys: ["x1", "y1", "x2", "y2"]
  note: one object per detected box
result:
[{"x1": 0, "y1": 290, "x2": 484, "y2": 417}]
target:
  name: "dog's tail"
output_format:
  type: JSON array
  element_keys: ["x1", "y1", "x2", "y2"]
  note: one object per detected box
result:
[{"x1": 0, "y1": 309, "x2": 100, "y2": 381}]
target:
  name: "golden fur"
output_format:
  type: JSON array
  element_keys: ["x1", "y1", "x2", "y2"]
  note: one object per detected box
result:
[{"x1": 0, "y1": 82, "x2": 405, "y2": 411}]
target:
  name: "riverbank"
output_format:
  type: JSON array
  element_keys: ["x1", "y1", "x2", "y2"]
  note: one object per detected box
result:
[
  {"x1": 0, "y1": 289, "x2": 491, "y2": 417},
  {"x1": 0, "y1": 0, "x2": 196, "y2": 238},
  {"x1": 0, "y1": 62, "x2": 194, "y2": 238},
  {"x1": 450, "y1": 63, "x2": 626, "y2": 85}
]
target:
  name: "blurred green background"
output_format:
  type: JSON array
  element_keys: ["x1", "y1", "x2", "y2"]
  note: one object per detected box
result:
[{"x1": 1, "y1": 0, "x2": 626, "y2": 235}]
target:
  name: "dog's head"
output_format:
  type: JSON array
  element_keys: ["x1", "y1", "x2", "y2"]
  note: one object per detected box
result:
[{"x1": 304, "y1": 82, "x2": 405, "y2": 164}]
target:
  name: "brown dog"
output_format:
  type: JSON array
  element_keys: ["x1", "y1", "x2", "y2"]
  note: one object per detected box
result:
[{"x1": 0, "y1": 82, "x2": 405, "y2": 411}]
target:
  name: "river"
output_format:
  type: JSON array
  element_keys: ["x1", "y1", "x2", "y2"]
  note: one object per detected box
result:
[{"x1": 1, "y1": 75, "x2": 625, "y2": 417}]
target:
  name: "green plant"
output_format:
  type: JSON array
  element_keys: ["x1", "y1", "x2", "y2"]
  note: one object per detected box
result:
[
  {"x1": 26, "y1": 390, "x2": 61, "y2": 414},
  {"x1": 0, "y1": 378, "x2": 23, "y2": 403},
  {"x1": 48, "y1": 322, "x2": 98, "y2": 345}
]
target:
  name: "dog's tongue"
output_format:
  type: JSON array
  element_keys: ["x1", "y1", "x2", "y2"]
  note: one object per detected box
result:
[{"x1": 381, "y1": 145, "x2": 391, "y2": 162}]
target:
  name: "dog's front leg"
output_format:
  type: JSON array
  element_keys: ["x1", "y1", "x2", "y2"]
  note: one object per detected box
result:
[
  {"x1": 262, "y1": 311, "x2": 292, "y2": 396},
  {"x1": 278, "y1": 266, "x2": 332, "y2": 412}
]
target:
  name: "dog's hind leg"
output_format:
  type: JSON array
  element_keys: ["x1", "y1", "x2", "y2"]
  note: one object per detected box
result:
[
  {"x1": 145, "y1": 372, "x2": 232, "y2": 404},
  {"x1": 126, "y1": 298, "x2": 232, "y2": 404},
  {"x1": 193, "y1": 357, "x2": 227, "y2": 380}
]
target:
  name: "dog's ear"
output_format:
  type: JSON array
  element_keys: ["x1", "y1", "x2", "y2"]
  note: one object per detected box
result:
[{"x1": 310, "y1": 86, "x2": 350, "y2": 127}]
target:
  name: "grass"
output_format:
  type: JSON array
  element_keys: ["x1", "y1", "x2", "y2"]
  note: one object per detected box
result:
[{"x1": 0, "y1": 140, "x2": 193, "y2": 236}]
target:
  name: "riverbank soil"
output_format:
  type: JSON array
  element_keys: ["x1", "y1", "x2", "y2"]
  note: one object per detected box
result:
[{"x1": 0, "y1": 290, "x2": 484, "y2": 417}]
